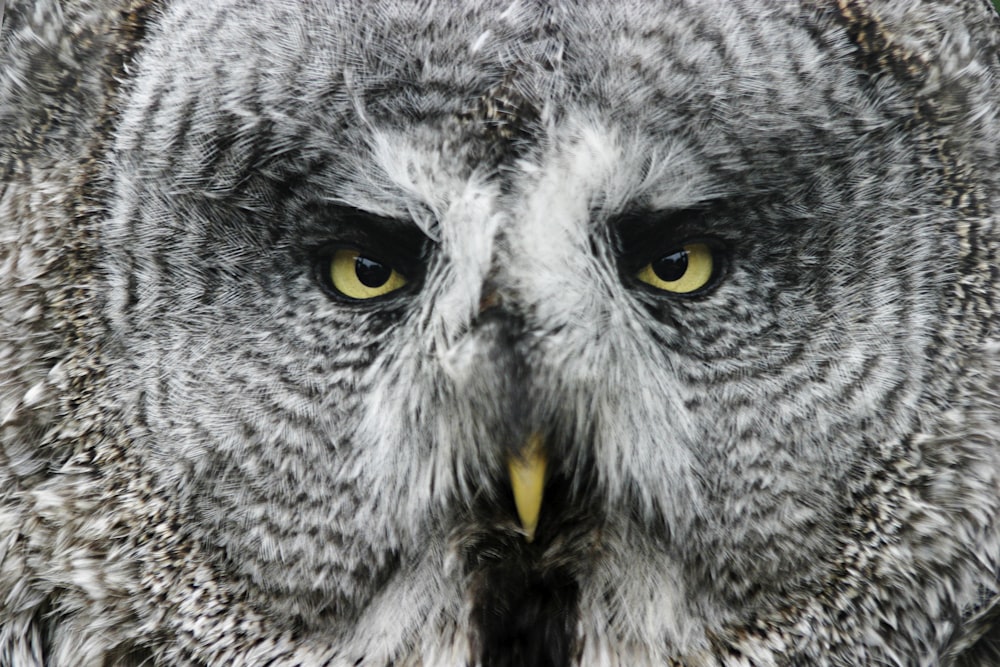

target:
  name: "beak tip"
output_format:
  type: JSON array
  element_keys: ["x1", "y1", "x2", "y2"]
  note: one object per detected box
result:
[{"x1": 508, "y1": 434, "x2": 547, "y2": 543}]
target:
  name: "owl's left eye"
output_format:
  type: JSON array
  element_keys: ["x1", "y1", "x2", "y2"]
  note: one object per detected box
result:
[
  {"x1": 322, "y1": 248, "x2": 408, "y2": 300},
  {"x1": 636, "y1": 242, "x2": 718, "y2": 295}
]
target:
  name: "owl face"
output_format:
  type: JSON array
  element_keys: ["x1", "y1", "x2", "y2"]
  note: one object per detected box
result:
[{"x1": 96, "y1": 0, "x2": 979, "y2": 660}]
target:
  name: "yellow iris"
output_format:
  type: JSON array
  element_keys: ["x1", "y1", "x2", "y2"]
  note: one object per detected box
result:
[
  {"x1": 329, "y1": 248, "x2": 407, "y2": 300},
  {"x1": 636, "y1": 243, "x2": 714, "y2": 294}
]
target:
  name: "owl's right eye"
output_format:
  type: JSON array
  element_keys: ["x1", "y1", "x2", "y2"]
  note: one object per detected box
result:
[{"x1": 320, "y1": 248, "x2": 408, "y2": 301}]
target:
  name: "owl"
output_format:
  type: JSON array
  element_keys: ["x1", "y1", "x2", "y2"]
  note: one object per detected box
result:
[{"x1": 1, "y1": 0, "x2": 999, "y2": 665}]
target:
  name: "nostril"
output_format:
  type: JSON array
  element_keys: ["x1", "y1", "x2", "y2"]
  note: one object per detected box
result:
[{"x1": 479, "y1": 290, "x2": 502, "y2": 314}]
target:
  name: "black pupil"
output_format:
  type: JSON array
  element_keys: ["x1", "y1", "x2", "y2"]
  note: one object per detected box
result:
[
  {"x1": 355, "y1": 255, "x2": 392, "y2": 288},
  {"x1": 652, "y1": 249, "x2": 688, "y2": 282}
]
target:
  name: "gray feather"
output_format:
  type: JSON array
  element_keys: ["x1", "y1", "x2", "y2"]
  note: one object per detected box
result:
[{"x1": 1, "y1": 1, "x2": 998, "y2": 665}]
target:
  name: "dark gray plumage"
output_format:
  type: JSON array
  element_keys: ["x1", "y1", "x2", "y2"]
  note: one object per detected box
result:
[{"x1": 1, "y1": 1, "x2": 999, "y2": 665}]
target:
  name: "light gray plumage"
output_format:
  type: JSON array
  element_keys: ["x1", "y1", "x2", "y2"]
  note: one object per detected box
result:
[{"x1": 1, "y1": 1, "x2": 999, "y2": 665}]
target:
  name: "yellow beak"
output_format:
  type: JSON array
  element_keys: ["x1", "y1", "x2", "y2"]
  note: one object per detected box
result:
[{"x1": 507, "y1": 433, "x2": 547, "y2": 542}]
